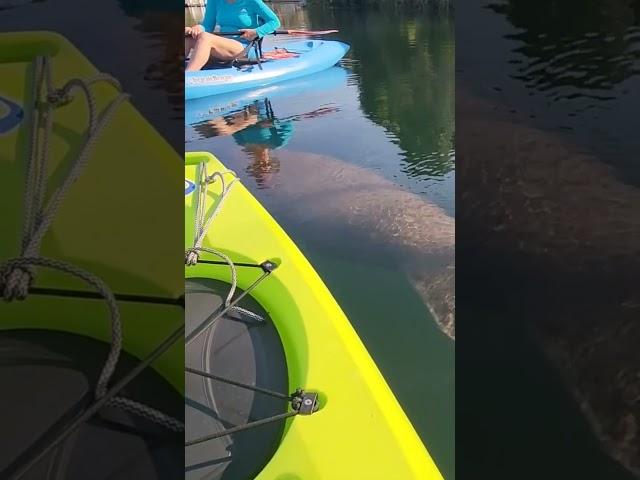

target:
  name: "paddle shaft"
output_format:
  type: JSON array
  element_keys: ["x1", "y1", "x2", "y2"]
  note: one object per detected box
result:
[
  {"x1": 222, "y1": 29, "x2": 338, "y2": 36},
  {"x1": 184, "y1": 28, "x2": 338, "y2": 37}
]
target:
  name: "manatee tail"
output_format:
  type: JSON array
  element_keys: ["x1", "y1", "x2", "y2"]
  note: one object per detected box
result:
[{"x1": 408, "y1": 266, "x2": 455, "y2": 340}]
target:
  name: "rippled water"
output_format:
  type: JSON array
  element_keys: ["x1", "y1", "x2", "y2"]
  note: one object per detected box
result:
[
  {"x1": 186, "y1": 3, "x2": 455, "y2": 478},
  {"x1": 1, "y1": 0, "x2": 184, "y2": 150},
  {"x1": 186, "y1": 4, "x2": 455, "y2": 213},
  {"x1": 459, "y1": 0, "x2": 640, "y2": 185}
]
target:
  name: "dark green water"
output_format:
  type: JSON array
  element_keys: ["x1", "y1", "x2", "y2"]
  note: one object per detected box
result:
[
  {"x1": 457, "y1": 0, "x2": 639, "y2": 478},
  {"x1": 1, "y1": 0, "x2": 184, "y2": 150},
  {"x1": 186, "y1": 3, "x2": 455, "y2": 478}
]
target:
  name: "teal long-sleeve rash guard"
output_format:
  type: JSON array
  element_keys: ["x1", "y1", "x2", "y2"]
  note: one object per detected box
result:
[{"x1": 198, "y1": 0, "x2": 281, "y2": 39}]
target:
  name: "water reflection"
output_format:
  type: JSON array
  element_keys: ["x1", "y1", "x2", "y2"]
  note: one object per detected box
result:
[
  {"x1": 458, "y1": 1, "x2": 640, "y2": 478},
  {"x1": 0, "y1": 0, "x2": 44, "y2": 10},
  {"x1": 185, "y1": 6, "x2": 455, "y2": 477},
  {"x1": 185, "y1": 3, "x2": 455, "y2": 186},
  {"x1": 0, "y1": 0, "x2": 184, "y2": 149},
  {"x1": 481, "y1": 0, "x2": 640, "y2": 186},
  {"x1": 186, "y1": 65, "x2": 346, "y2": 186},
  {"x1": 304, "y1": 4, "x2": 455, "y2": 182},
  {"x1": 118, "y1": 0, "x2": 184, "y2": 118},
  {"x1": 487, "y1": 0, "x2": 640, "y2": 102},
  {"x1": 191, "y1": 98, "x2": 339, "y2": 187}
]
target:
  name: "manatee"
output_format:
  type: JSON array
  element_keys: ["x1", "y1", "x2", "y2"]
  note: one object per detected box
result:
[
  {"x1": 458, "y1": 87, "x2": 640, "y2": 476},
  {"x1": 228, "y1": 149, "x2": 456, "y2": 340}
]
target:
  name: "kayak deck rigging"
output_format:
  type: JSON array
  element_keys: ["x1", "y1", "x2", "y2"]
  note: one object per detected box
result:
[{"x1": 184, "y1": 161, "x2": 319, "y2": 477}]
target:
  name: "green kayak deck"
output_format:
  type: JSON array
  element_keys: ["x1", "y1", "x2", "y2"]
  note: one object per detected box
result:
[
  {"x1": 0, "y1": 29, "x2": 183, "y2": 393},
  {"x1": 0, "y1": 31, "x2": 183, "y2": 478}
]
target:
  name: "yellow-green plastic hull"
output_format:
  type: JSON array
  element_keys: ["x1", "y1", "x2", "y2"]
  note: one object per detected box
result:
[
  {"x1": 0, "y1": 31, "x2": 183, "y2": 393},
  {"x1": 185, "y1": 152, "x2": 443, "y2": 479}
]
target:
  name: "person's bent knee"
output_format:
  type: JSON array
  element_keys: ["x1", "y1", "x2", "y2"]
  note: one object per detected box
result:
[{"x1": 195, "y1": 32, "x2": 216, "y2": 46}]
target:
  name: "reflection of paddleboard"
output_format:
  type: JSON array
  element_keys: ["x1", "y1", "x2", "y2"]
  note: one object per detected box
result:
[
  {"x1": 186, "y1": 66, "x2": 348, "y2": 124},
  {"x1": 185, "y1": 40, "x2": 349, "y2": 100},
  {"x1": 0, "y1": 96, "x2": 23, "y2": 134}
]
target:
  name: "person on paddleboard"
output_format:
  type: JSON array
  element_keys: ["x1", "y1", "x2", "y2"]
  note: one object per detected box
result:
[{"x1": 185, "y1": 0, "x2": 281, "y2": 71}]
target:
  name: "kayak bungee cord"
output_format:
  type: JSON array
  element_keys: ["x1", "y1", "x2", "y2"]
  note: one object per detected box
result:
[
  {"x1": 185, "y1": 164, "x2": 319, "y2": 448},
  {"x1": 0, "y1": 56, "x2": 183, "y2": 479},
  {"x1": 186, "y1": 366, "x2": 317, "y2": 446},
  {"x1": 186, "y1": 166, "x2": 240, "y2": 267},
  {"x1": 185, "y1": 260, "x2": 271, "y2": 346},
  {"x1": 186, "y1": 411, "x2": 298, "y2": 446},
  {"x1": 185, "y1": 162, "x2": 265, "y2": 327},
  {"x1": 186, "y1": 366, "x2": 291, "y2": 400}
]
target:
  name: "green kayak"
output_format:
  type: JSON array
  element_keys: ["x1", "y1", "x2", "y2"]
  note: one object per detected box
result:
[
  {"x1": 184, "y1": 151, "x2": 444, "y2": 479},
  {"x1": 0, "y1": 31, "x2": 183, "y2": 479}
]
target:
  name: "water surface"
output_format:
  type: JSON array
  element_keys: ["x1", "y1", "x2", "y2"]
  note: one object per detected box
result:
[
  {"x1": 186, "y1": 3, "x2": 455, "y2": 478},
  {"x1": 457, "y1": 0, "x2": 640, "y2": 478},
  {"x1": 1, "y1": 0, "x2": 184, "y2": 150}
]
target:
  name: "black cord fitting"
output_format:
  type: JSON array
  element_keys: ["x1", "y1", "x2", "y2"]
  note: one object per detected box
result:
[{"x1": 260, "y1": 260, "x2": 277, "y2": 273}]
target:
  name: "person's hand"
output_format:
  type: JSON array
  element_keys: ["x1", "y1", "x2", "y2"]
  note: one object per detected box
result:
[
  {"x1": 239, "y1": 29, "x2": 258, "y2": 41},
  {"x1": 185, "y1": 26, "x2": 192, "y2": 36},
  {"x1": 190, "y1": 25, "x2": 205, "y2": 38}
]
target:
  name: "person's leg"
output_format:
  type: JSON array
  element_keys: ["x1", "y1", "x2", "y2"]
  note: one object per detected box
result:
[{"x1": 185, "y1": 33, "x2": 246, "y2": 72}]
